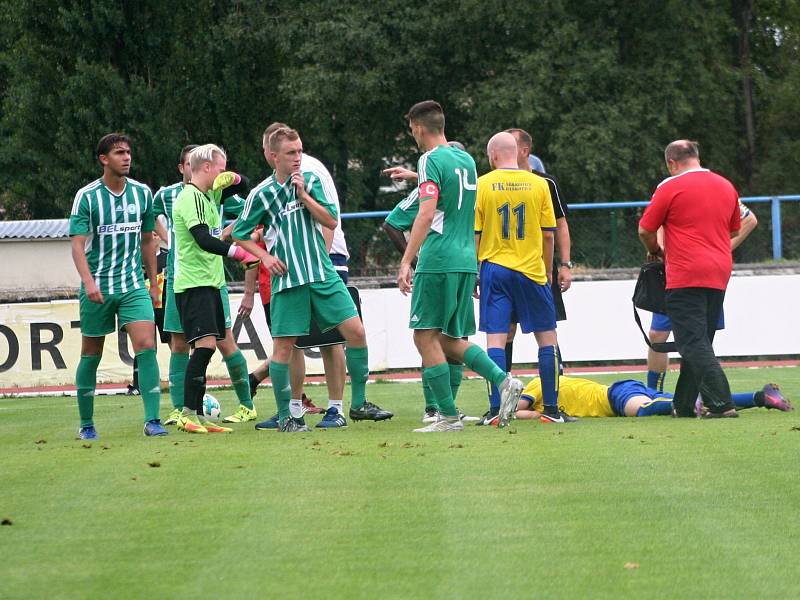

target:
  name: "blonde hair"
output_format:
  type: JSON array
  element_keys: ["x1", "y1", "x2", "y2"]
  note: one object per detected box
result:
[
  {"x1": 189, "y1": 144, "x2": 226, "y2": 171},
  {"x1": 267, "y1": 127, "x2": 300, "y2": 152}
]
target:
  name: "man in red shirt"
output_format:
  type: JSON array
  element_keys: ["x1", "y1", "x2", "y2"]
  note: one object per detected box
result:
[{"x1": 638, "y1": 140, "x2": 741, "y2": 418}]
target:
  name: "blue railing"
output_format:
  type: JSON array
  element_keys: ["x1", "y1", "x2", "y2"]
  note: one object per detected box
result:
[{"x1": 341, "y1": 195, "x2": 800, "y2": 261}]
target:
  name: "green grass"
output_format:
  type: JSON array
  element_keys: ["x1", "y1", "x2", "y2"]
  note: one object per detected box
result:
[{"x1": 2, "y1": 366, "x2": 800, "y2": 599}]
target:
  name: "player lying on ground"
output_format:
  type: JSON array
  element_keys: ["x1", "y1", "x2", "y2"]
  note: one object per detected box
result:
[{"x1": 508, "y1": 376, "x2": 792, "y2": 422}]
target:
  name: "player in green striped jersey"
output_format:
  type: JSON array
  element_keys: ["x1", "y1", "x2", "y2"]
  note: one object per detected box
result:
[
  {"x1": 69, "y1": 133, "x2": 167, "y2": 439},
  {"x1": 397, "y1": 101, "x2": 523, "y2": 432},
  {"x1": 153, "y1": 146, "x2": 258, "y2": 426},
  {"x1": 233, "y1": 127, "x2": 390, "y2": 431}
]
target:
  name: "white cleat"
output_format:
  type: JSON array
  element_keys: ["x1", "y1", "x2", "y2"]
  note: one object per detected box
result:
[
  {"x1": 413, "y1": 415, "x2": 464, "y2": 433},
  {"x1": 497, "y1": 375, "x2": 524, "y2": 428}
]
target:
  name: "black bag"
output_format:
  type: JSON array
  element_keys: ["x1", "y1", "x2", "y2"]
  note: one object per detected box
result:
[{"x1": 632, "y1": 261, "x2": 676, "y2": 353}]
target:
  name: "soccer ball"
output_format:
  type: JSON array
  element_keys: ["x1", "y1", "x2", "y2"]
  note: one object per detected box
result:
[{"x1": 202, "y1": 393, "x2": 221, "y2": 420}]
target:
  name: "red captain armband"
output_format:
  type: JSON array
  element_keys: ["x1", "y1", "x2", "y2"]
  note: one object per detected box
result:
[{"x1": 419, "y1": 181, "x2": 440, "y2": 202}]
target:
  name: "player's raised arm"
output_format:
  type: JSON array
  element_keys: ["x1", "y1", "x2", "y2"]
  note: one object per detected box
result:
[{"x1": 398, "y1": 182, "x2": 437, "y2": 294}]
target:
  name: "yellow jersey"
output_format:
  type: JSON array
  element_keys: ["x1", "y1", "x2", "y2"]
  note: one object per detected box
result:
[
  {"x1": 475, "y1": 168, "x2": 556, "y2": 284},
  {"x1": 521, "y1": 376, "x2": 614, "y2": 417}
]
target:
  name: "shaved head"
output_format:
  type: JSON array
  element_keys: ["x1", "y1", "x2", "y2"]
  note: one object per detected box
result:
[{"x1": 487, "y1": 131, "x2": 519, "y2": 169}]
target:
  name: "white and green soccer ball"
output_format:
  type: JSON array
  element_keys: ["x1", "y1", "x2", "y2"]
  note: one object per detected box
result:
[{"x1": 202, "y1": 393, "x2": 221, "y2": 420}]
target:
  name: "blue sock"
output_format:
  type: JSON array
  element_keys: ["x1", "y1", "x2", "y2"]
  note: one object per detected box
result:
[
  {"x1": 538, "y1": 346, "x2": 559, "y2": 410},
  {"x1": 732, "y1": 392, "x2": 756, "y2": 408},
  {"x1": 487, "y1": 347, "x2": 506, "y2": 413},
  {"x1": 635, "y1": 399, "x2": 673, "y2": 416},
  {"x1": 647, "y1": 370, "x2": 666, "y2": 391}
]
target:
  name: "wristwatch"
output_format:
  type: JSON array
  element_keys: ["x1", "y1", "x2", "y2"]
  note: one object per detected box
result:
[{"x1": 559, "y1": 261, "x2": 574, "y2": 269}]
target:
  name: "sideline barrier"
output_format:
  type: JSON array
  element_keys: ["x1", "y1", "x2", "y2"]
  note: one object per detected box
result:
[{"x1": 1, "y1": 274, "x2": 797, "y2": 389}]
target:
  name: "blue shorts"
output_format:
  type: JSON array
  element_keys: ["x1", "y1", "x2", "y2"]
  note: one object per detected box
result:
[
  {"x1": 330, "y1": 253, "x2": 349, "y2": 284},
  {"x1": 607, "y1": 380, "x2": 672, "y2": 416},
  {"x1": 478, "y1": 261, "x2": 556, "y2": 334},
  {"x1": 650, "y1": 309, "x2": 725, "y2": 332}
]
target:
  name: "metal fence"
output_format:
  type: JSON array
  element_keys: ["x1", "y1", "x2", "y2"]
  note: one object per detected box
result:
[
  {"x1": 338, "y1": 195, "x2": 800, "y2": 277},
  {"x1": 224, "y1": 195, "x2": 800, "y2": 281}
]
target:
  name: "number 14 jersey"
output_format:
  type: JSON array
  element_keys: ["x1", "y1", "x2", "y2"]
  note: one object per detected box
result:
[{"x1": 416, "y1": 145, "x2": 479, "y2": 274}]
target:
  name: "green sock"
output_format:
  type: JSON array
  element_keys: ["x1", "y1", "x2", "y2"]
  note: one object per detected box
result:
[
  {"x1": 224, "y1": 350, "x2": 253, "y2": 409},
  {"x1": 76, "y1": 354, "x2": 101, "y2": 426},
  {"x1": 345, "y1": 346, "x2": 369, "y2": 409},
  {"x1": 449, "y1": 362, "x2": 464, "y2": 400},
  {"x1": 168, "y1": 352, "x2": 189, "y2": 410},
  {"x1": 135, "y1": 348, "x2": 161, "y2": 423},
  {"x1": 422, "y1": 373, "x2": 437, "y2": 410},
  {"x1": 463, "y1": 344, "x2": 506, "y2": 387},
  {"x1": 270, "y1": 360, "x2": 291, "y2": 421},
  {"x1": 424, "y1": 363, "x2": 456, "y2": 416}
]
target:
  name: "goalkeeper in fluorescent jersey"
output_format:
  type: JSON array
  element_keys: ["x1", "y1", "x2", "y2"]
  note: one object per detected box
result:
[
  {"x1": 397, "y1": 100, "x2": 523, "y2": 433},
  {"x1": 171, "y1": 144, "x2": 260, "y2": 434},
  {"x1": 69, "y1": 133, "x2": 166, "y2": 439},
  {"x1": 233, "y1": 127, "x2": 390, "y2": 432},
  {"x1": 153, "y1": 145, "x2": 259, "y2": 426}
]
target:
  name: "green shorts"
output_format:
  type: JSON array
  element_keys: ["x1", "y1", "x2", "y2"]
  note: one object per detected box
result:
[
  {"x1": 165, "y1": 280, "x2": 231, "y2": 333},
  {"x1": 409, "y1": 272, "x2": 477, "y2": 338},
  {"x1": 270, "y1": 277, "x2": 358, "y2": 338},
  {"x1": 79, "y1": 286, "x2": 155, "y2": 337}
]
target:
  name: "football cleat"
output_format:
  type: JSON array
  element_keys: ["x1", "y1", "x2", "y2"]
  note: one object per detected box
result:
[
  {"x1": 78, "y1": 425, "x2": 99, "y2": 440},
  {"x1": 497, "y1": 375, "x2": 524, "y2": 428},
  {"x1": 349, "y1": 401, "x2": 393, "y2": 422},
  {"x1": 222, "y1": 405, "x2": 258, "y2": 423},
  {"x1": 762, "y1": 384, "x2": 793, "y2": 411},
  {"x1": 701, "y1": 408, "x2": 739, "y2": 419},
  {"x1": 143, "y1": 420, "x2": 169, "y2": 437},
  {"x1": 422, "y1": 407, "x2": 440, "y2": 423},
  {"x1": 202, "y1": 422, "x2": 233, "y2": 433},
  {"x1": 279, "y1": 416, "x2": 310, "y2": 432},
  {"x1": 475, "y1": 410, "x2": 499, "y2": 426},
  {"x1": 177, "y1": 415, "x2": 208, "y2": 434},
  {"x1": 164, "y1": 407, "x2": 183, "y2": 426},
  {"x1": 255, "y1": 414, "x2": 280, "y2": 430},
  {"x1": 413, "y1": 415, "x2": 464, "y2": 433},
  {"x1": 539, "y1": 409, "x2": 578, "y2": 424},
  {"x1": 302, "y1": 393, "x2": 324, "y2": 414},
  {"x1": 126, "y1": 384, "x2": 140, "y2": 396},
  {"x1": 694, "y1": 396, "x2": 708, "y2": 417},
  {"x1": 315, "y1": 407, "x2": 347, "y2": 429}
]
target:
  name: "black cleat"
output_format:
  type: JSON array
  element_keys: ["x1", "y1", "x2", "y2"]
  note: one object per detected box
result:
[
  {"x1": 349, "y1": 401, "x2": 393, "y2": 421},
  {"x1": 540, "y1": 409, "x2": 578, "y2": 423},
  {"x1": 701, "y1": 408, "x2": 739, "y2": 419}
]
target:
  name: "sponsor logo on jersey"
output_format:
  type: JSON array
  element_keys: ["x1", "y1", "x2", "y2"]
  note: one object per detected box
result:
[
  {"x1": 279, "y1": 200, "x2": 303, "y2": 217},
  {"x1": 210, "y1": 227, "x2": 222, "y2": 237},
  {"x1": 97, "y1": 222, "x2": 142, "y2": 235}
]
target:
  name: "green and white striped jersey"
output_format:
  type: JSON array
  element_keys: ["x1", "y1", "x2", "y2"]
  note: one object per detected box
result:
[
  {"x1": 69, "y1": 177, "x2": 155, "y2": 295},
  {"x1": 233, "y1": 172, "x2": 337, "y2": 294},
  {"x1": 153, "y1": 181, "x2": 184, "y2": 286}
]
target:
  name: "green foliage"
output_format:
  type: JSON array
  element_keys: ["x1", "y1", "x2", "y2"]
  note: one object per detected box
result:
[{"x1": 0, "y1": 0, "x2": 798, "y2": 226}]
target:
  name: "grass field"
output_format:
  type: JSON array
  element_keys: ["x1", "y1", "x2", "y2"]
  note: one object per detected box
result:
[{"x1": 2, "y1": 365, "x2": 799, "y2": 599}]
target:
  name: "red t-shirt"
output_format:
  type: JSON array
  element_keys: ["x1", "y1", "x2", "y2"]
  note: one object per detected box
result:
[{"x1": 639, "y1": 169, "x2": 740, "y2": 290}]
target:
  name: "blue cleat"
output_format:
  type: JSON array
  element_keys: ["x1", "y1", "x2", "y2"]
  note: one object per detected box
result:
[
  {"x1": 78, "y1": 425, "x2": 99, "y2": 440},
  {"x1": 143, "y1": 420, "x2": 169, "y2": 437},
  {"x1": 763, "y1": 383, "x2": 793, "y2": 411},
  {"x1": 255, "y1": 414, "x2": 280, "y2": 430},
  {"x1": 315, "y1": 407, "x2": 347, "y2": 429}
]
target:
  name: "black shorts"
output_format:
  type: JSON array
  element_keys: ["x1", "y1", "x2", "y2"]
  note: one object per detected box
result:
[
  {"x1": 551, "y1": 264, "x2": 567, "y2": 322},
  {"x1": 263, "y1": 303, "x2": 272, "y2": 331},
  {"x1": 176, "y1": 286, "x2": 226, "y2": 345}
]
